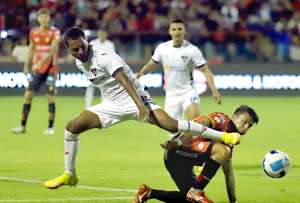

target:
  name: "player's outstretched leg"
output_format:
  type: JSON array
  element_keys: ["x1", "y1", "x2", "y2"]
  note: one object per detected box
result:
[
  {"x1": 150, "y1": 109, "x2": 240, "y2": 145},
  {"x1": 44, "y1": 110, "x2": 101, "y2": 189},
  {"x1": 135, "y1": 184, "x2": 151, "y2": 203}
]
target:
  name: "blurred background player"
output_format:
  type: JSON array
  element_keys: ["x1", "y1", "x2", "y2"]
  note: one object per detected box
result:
[
  {"x1": 135, "y1": 105, "x2": 259, "y2": 203},
  {"x1": 11, "y1": 8, "x2": 60, "y2": 135},
  {"x1": 137, "y1": 19, "x2": 222, "y2": 122},
  {"x1": 85, "y1": 29, "x2": 116, "y2": 108}
]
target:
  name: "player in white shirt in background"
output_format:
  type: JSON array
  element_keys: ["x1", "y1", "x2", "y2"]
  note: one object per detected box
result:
[
  {"x1": 85, "y1": 29, "x2": 116, "y2": 108},
  {"x1": 43, "y1": 27, "x2": 239, "y2": 189},
  {"x1": 137, "y1": 19, "x2": 222, "y2": 122}
]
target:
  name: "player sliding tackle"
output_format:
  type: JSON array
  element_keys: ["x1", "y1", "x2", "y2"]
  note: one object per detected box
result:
[
  {"x1": 135, "y1": 105, "x2": 259, "y2": 203},
  {"x1": 44, "y1": 27, "x2": 240, "y2": 189}
]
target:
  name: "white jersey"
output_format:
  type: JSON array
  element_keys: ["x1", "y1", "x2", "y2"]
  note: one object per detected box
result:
[
  {"x1": 90, "y1": 39, "x2": 115, "y2": 53},
  {"x1": 76, "y1": 46, "x2": 148, "y2": 102},
  {"x1": 152, "y1": 40, "x2": 206, "y2": 95}
]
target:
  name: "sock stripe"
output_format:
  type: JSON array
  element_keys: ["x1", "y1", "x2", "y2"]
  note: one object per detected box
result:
[
  {"x1": 187, "y1": 121, "x2": 190, "y2": 132},
  {"x1": 65, "y1": 139, "x2": 79, "y2": 141}
]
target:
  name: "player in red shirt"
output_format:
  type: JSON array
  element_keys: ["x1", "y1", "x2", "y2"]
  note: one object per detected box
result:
[
  {"x1": 135, "y1": 105, "x2": 259, "y2": 203},
  {"x1": 12, "y1": 8, "x2": 60, "y2": 135}
]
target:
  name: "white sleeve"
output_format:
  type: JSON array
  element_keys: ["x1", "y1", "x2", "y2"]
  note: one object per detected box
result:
[
  {"x1": 191, "y1": 46, "x2": 206, "y2": 68},
  {"x1": 110, "y1": 41, "x2": 116, "y2": 52},
  {"x1": 151, "y1": 44, "x2": 162, "y2": 63},
  {"x1": 103, "y1": 53, "x2": 126, "y2": 76}
]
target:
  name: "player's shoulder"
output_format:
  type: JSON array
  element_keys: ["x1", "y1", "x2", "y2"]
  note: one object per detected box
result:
[
  {"x1": 184, "y1": 40, "x2": 199, "y2": 50},
  {"x1": 30, "y1": 27, "x2": 40, "y2": 35},
  {"x1": 208, "y1": 112, "x2": 230, "y2": 123},
  {"x1": 90, "y1": 38, "x2": 98, "y2": 45},
  {"x1": 157, "y1": 40, "x2": 172, "y2": 49},
  {"x1": 49, "y1": 26, "x2": 60, "y2": 32}
]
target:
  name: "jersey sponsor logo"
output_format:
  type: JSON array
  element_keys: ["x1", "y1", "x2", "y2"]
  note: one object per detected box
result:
[
  {"x1": 181, "y1": 56, "x2": 188, "y2": 62},
  {"x1": 198, "y1": 143, "x2": 204, "y2": 150},
  {"x1": 175, "y1": 149, "x2": 198, "y2": 158},
  {"x1": 90, "y1": 68, "x2": 97, "y2": 76},
  {"x1": 214, "y1": 117, "x2": 221, "y2": 123}
]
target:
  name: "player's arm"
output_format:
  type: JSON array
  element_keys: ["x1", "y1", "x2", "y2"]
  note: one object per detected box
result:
[
  {"x1": 23, "y1": 42, "x2": 35, "y2": 74},
  {"x1": 114, "y1": 69, "x2": 149, "y2": 121},
  {"x1": 222, "y1": 159, "x2": 237, "y2": 203},
  {"x1": 32, "y1": 38, "x2": 59, "y2": 72},
  {"x1": 136, "y1": 59, "x2": 158, "y2": 79},
  {"x1": 199, "y1": 64, "x2": 222, "y2": 105}
]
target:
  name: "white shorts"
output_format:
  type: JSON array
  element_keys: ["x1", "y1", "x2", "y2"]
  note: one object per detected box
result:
[
  {"x1": 87, "y1": 95, "x2": 160, "y2": 128},
  {"x1": 165, "y1": 89, "x2": 200, "y2": 120}
]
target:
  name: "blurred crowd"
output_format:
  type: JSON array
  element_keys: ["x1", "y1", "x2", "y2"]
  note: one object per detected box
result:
[{"x1": 1, "y1": 0, "x2": 300, "y2": 63}]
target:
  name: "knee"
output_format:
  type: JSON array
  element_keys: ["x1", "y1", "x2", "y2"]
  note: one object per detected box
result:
[
  {"x1": 65, "y1": 119, "x2": 81, "y2": 134},
  {"x1": 211, "y1": 143, "x2": 231, "y2": 163}
]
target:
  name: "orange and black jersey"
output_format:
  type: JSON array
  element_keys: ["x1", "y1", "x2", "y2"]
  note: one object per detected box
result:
[{"x1": 176, "y1": 112, "x2": 238, "y2": 156}]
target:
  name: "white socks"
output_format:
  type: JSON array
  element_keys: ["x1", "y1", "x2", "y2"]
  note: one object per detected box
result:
[
  {"x1": 64, "y1": 129, "x2": 79, "y2": 175},
  {"x1": 178, "y1": 120, "x2": 223, "y2": 140}
]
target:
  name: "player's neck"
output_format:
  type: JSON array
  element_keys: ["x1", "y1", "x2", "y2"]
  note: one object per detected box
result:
[
  {"x1": 39, "y1": 25, "x2": 50, "y2": 31},
  {"x1": 173, "y1": 40, "x2": 184, "y2": 48}
]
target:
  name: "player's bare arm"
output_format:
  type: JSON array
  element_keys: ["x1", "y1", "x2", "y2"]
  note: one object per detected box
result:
[
  {"x1": 136, "y1": 59, "x2": 158, "y2": 79},
  {"x1": 114, "y1": 69, "x2": 150, "y2": 121},
  {"x1": 23, "y1": 43, "x2": 35, "y2": 74},
  {"x1": 200, "y1": 64, "x2": 222, "y2": 105},
  {"x1": 32, "y1": 39, "x2": 59, "y2": 72},
  {"x1": 222, "y1": 159, "x2": 237, "y2": 203}
]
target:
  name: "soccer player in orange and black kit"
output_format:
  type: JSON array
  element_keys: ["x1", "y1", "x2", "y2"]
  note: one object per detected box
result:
[
  {"x1": 135, "y1": 105, "x2": 259, "y2": 203},
  {"x1": 12, "y1": 8, "x2": 60, "y2": 135}
]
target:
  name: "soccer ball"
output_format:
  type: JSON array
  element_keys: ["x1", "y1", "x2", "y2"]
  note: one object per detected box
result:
[{"x1": 262, "y1": 150, "x2": 290, "y2": 178}]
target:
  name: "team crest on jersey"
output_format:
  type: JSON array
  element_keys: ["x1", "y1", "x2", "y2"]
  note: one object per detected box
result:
[
  {"x1": 34, "y1": 37, "x2": 40, "y2": 42},
  {"x1": 45, "y1": 37, "x2": 50, "y2": 43},
  {"x1": 90, "y1": 68, "x2": 97, "y2": 76},
  {"x1": 181, "y1": 56, "x2": 188, "y2": 62}
]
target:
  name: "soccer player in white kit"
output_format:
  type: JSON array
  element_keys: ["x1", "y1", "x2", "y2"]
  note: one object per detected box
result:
[
  {"x1": 137, "y1": 19, "x2": 222, "y2": 121},
  {"x1": 43, "y1": 27, "x2": 239, "y2": 189},
  {"x1": 85, "y1": 29, "x2": 116, "y2": 108}
]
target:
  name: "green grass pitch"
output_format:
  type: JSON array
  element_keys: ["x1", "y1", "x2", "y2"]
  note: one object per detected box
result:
[{"x1": 0, "y1": 95, "x2": 299, "y2": 203}]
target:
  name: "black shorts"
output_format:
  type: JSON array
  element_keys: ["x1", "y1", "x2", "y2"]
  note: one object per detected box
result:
[
  {"x1": 163, "y1": 142, "x2": 215, "y2": 193},
  {"x1": 27, "y1": 72, "x2": 56, "y2": 94}
]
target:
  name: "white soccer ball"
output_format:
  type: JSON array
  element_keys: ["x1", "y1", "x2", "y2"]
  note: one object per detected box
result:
[{"x1": 262, "y1": 150, "x2": 290, "y2": 178}]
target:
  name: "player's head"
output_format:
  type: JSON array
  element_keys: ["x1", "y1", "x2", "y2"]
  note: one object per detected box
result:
[
  {"x1": 169, "y1": 18, "x2": 186, "y2": 47},
  {"x1": 232, "y1": 105, "x2": 259, "y2": 135},
  {"x1": 97, "y1": 29, "x2": 108, "y2": 41},
  {"x1": 37, "y1": 8, "x2": 50, "y2": 28},
  {"x1": 63, "y1": 27, "x2": 90, "y2": 62}
]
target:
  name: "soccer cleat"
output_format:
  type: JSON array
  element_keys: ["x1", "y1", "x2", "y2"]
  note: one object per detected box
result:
[
  {"x1": 44, "y1": 172, "x2": 78, "y2": 189},
  {"x1": 134, "y1": 184, "x2": 151, "y2": 203},
  {"x1": 43, "y1": 128, "x2": 54, "y2": 135},
  {"x1": 220, "y1": 132, "x2": 240, "y2": 145},
  {"x1": 186, "y1": 188, "x2": 214, "y2": 203},
  {"x1": 11, "y1": 125, "x2": 26, "y2": 134}
]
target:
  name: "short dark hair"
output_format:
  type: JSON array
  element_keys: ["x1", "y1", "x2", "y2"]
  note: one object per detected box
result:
[
  {"x1": 37, "y1": 8, "x2": 50, "y2": 16},
  {"x1": 234, "y1": 105, "x2": 259, "y2": 124},
  {"x1": 171, "y1": 18, "x2": 185, "y2": 25},
  {"x1": 63, "y1": 27, "x2": 87, "y2": 46}
]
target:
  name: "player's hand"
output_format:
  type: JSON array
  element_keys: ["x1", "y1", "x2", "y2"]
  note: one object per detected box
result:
[
  {"x1": 23, "y1": 66, "x2": 29, "y2": 74},
  {"x1": 32, "y1": 61, "x2": 43, "y2": 73},
  {"x1": 220, "y1": 132, "x2": 240, "y2": 145},
  {"x1": 213, "y1": 90, "x2": 222, "y2": 105},
  {"x1": 138, "y1": 105, "x2": 150, "y2": 122}
]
